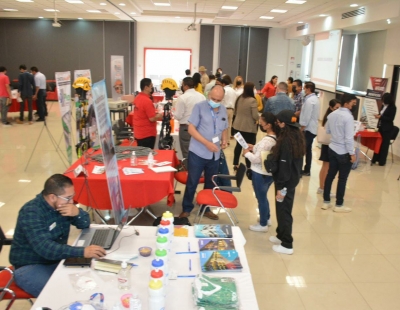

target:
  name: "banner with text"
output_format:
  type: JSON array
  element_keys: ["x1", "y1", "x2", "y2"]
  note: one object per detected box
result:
[
  {"x1": 110, "y1": 55, "x2": 124, "y2": 101},
  {"x1": 91, "y1": 79, "x2": 125, "y2": 223},
  {"x1": 55, "y1": 71, "x2": 73, "y2": 165},
  {"x1": 360, "y1": 77, "x2": 388, "y2": 128}
]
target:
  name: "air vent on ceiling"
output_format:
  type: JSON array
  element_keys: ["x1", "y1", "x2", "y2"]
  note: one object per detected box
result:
[
  {"x1": 217, "y1": 10, "x2": 234, "y2": 18},
  {"x1": 342, "y1": 7, "x2": 365, "y2": 19},
  {"x1": 296, "y1": 24, "x2": 309, "y2": 31}
]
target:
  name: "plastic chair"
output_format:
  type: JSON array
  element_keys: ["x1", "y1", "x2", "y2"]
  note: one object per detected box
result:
[
  {"x1": 194, "y1": 163, "x2": 246, "y2": 226},
  {"x1": 0, "y1": 227, "x2": 34, "y2": 309},
  {"x1": 390, "y1": 126, "x2": 399, "y2": 163},
  {"x1": 174, "y1": 158, "x2": 204, "y2": 194}
]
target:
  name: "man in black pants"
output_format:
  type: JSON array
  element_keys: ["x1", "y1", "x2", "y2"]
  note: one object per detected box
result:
[{"x1": 17, "y1": 64, "x2": 35, "y2": 124}]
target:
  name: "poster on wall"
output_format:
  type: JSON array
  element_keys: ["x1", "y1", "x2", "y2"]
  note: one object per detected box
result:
[
  {"x1": 74, "y1": 69, "x2": 92, "y2": 81},
  {"x1": 360, "y1": 77, "x2": 388, "y2": 128},
  {"x1": 91, "y1": 79, "x2": 125, "y2": 223},
  {"x1": 110, "y1": 55, "x2": 124, "y2": 101},
  {"x1": 55, "y1": 71, "x2": 72, "y2": 165}
]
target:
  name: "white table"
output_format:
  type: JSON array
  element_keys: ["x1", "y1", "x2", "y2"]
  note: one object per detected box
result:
[{"x1": 32, "y1": 226, "x2": 258, "y2": 309}]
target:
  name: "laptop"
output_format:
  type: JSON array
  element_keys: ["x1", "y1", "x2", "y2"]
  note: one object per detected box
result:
[{"x1": 77, "y1": 208, "x2": 130, "y2": 250}]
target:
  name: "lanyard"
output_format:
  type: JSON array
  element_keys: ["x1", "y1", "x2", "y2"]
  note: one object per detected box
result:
[{"x1": 210, "y1": 107, "x2": 217, "y2": 135}]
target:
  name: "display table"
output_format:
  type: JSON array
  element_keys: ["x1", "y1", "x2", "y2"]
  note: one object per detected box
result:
[
  {"x1": 8, "y1": 98, "x2": 37, "y2": 113},
  {"x1": 355, "y1": 130, "x2": 382, "y2": 154},
  {"x1": 32, "y1": 226, "x2": 258, "y2": 310},
  {"x1": 64, "y1": 150, "x2": 178, "y2": 210}
]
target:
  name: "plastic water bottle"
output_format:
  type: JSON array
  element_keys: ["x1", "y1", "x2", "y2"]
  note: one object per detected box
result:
[
  {"x1": 157, "y1": 227, "x2": 170, "y2": 245},
  {"x1": 147, "y1": 152, "x2": 154, "y2": 168},
  {"x1": 117, "y1": 261, "x2": 131, "y2": 290},
  {"x1": 156, "y1": 236, "x2": 170, "y2": 252},
  {"x1": 161, "y1": 211, "x2": 174, "y2": 236},
  {"x1": 129, "y1": 294, "x2": 142, "y2": 310},
  {"x1": 152, "y1": 258, "x2": 168, "y2": 286},
  {"x1": 277, "y1": 187, "x2": 287, "y2": 202},
  {"x1": 130, "y1": 151, "x2": 137, "y2": 166},
  {"x1": 148, "y1": 279, "x2": 165, "y2": 310}
]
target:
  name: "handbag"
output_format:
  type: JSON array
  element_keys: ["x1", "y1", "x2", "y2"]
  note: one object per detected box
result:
[
  {"x1": 317, "y1": 126, "x2": 331, "y2": 145},
  {"x1": 264, "y1": 153, "x2": 278, "y2": 174}
]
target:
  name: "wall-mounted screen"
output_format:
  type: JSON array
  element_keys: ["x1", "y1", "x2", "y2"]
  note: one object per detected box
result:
[{"x1": 311, "y1": 30, "x2": 342, "y2": 93}]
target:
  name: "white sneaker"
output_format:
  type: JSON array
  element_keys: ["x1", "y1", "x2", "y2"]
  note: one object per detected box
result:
[
  {"x1": 317, "y1": 188, "x2": 336, "y2": 197},
  {"x1": 321, "y1": 202, "x2": 332, "y2": 210},
  {"x1": 269, "y1": 236, "x2": 281, "y2": 244},
  {"x1": 272, "y1": 245, "x2": 293, "y2": 255},
  {"x1": 267, "y1": 219, "x2": 272, "y2": 226},
  {"x1": 249, "y1": 224, "x2": 268, "y2": 232},
  {"x1": 333, "y1": 206, "x2": 352, "y2": 213}
]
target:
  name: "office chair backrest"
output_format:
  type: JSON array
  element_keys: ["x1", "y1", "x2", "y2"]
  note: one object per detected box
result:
[
  {"x1": 390, "y1": 126, "x2": 399, "y2": 142},
  {"x1": 235, "y1": 163, "x2": 247, "y2": 188}
]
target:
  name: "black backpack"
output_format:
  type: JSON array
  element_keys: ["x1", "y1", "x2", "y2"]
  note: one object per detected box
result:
[{"x1": 152, "y1": 216, "x2": 191, "y2": 226}]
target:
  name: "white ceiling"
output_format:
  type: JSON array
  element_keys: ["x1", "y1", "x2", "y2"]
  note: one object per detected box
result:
[{"x1": 0, "y1": 0, "x2": 394, "y2": 29}]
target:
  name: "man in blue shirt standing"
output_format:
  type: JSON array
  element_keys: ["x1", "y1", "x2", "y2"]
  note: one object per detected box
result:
[
  {"x1": 322, "y1": 93, "x2": 357, "y2": 212},
  {"x1": 299, "y1": 82, "x2": 320, "y2": 176},
  {"x1": 10, "y1": 174, "x2": 106, "y2": 297},
  {"x1": 179, "y1": 85, "x2": 228, "y2": 220},
  {"x1": 264, "y1": 82, "x2": 295, "y2": 115}
]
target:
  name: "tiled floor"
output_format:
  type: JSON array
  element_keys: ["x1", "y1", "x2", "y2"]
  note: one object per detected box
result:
[{"x1": 1, "y1": 102, "x2": 400, "y2": 309}]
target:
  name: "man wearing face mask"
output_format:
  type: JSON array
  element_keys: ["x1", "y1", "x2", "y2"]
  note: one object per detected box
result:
[
  {"x1": 174, "y1": 77, "x2": 206, "y2": 159},
  {"x1": 132, "y1": 78, "x2": 163, "y2": 148},
  {"x1": 179, "y1": 85, "x2": 228, "y2": 220}
]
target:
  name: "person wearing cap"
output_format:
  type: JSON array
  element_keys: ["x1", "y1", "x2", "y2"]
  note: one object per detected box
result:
[
  {"x1": 322, "y1": 93, "x2": 357, "y2": 213},
  {"x1": 269, "y1": 110, "x2": 305, "y2": 255},
  {"x1": 299, "y1": 81, "x2": 320, "y2": 176},
  {"x1": 199, "y1": 66, "x2": 209, "y2": 90}
]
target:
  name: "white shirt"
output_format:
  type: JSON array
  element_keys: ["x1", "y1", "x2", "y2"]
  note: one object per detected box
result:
[
  {"x1": 234, "y1": 87, "x2": 243, "y2": 97},
  {"x1": 299, "y1": 93, "x2": 320, "y2": 135},
  {"x1": 244, "y1": 135, "x2": 276, "y2": 175},
  {"x1": 174, "y1": 88, "x2": 206, "y2": 125},
  {"x1": 34, "y1": 71, "x2": 46, "y2": 90},
  {"x1": 222, "y1": 85, "x2": 237, "y2": 109}
]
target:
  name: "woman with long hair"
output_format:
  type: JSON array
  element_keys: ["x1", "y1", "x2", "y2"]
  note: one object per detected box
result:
[
  {"x1": 232, "y1": 82, "x2": 259, "y2": 170},
  {"x1": 233, "y1": 76, "x2": 244, "y2": 97},
  {"x1": 318, "y1": 99, "x2": 341, "y2": 194},
  {"x1": 372, "y1": 92, "x2": 397, "y2": 166},
  {"x1": 261, "y1": 75, "x2": 278, "y2": 99},
  {"x1": 269, "y1": 110, "x2": 305, "y2": 255},
  {"x1": 243, "y1": 112, "x2": 277, "y2": 232},
  {"x1": 192, "y1": 72, "x2": 203, "y2": 94}
]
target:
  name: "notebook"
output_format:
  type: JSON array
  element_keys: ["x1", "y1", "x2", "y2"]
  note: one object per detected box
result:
[{"x1": 76, "y1": 208, "x2": 130, "y2": 250}]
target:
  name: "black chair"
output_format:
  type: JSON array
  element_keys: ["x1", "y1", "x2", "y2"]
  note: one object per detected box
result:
[{"x1": 390, "y1": 126, "x2": 399, "y2": 163}]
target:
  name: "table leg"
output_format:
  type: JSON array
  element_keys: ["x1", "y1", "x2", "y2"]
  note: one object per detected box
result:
[
  {"x1": 360, "y1": 149, "x2": 371, "y2": 162},
  {"x1": 126, "y1": 208, "x2": 145, "y2": 225}
]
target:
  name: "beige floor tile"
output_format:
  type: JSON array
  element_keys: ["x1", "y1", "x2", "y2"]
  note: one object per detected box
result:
[
  {"x1": 282, "y1": 254, "x2": 351, "y2": 283},
  {"x1": 255, "y1": 283, "x2": 305, "y2": 310},
  {"x1": 292, "y1": 214, "x2": 316, "y2": 233},
  {"x1": 384, "y1": 254, "x2": 400, "y2": 273},
  {"x1": 355, "y1": 283, "x2": 400, "y2": 310},
  {"x1": 386, "y1": 215, "x2": 400, "y2": 228},
  {"x1": 363, "y1": 233, "x2": 400, "y2": 255},
  {"x1": 290, "y1": 232, "x2": 331, "y2": 255},
  {"x1": 248, "y1": 254, "x2": 290, "y2": 284},
  {"x1": 335, "y1": 254, "x2": 400, "y2": 283},
  {"x1": 319, "y1": 233, "x2": 380, "y2": 255},
  {"x1": 307, "y1": 214, "x2": 360, "y2": 233},
  {"x1": 296, "y1": 283, "x2": 371, "y2": 310},
  {"x1": 349, "y1": 216, "x2": 400, "y2": 234}
]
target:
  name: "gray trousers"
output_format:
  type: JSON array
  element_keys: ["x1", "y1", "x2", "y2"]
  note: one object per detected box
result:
[
  {"x1": 0, "y1": 97, "x2": 9, "y2": 123},
  {"x1": 179, "y1": 124, "x2": 191, "y2": 160}
]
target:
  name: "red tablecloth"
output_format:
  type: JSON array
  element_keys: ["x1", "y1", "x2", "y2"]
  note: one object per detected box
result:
[
  {"x1": 356, "y1": 130, "x2": 382, "y2": 154},
  {"x1": 8, "y1": 98, "x2": 38, "y2": 113},
  {"x1": 65, "y1": 150, "x2": 178, "y2": 210}
]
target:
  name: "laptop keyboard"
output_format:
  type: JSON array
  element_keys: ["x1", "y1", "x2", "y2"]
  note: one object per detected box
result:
[{"x1": 91, "y1": 229, "x2": 111, "y2": 246}]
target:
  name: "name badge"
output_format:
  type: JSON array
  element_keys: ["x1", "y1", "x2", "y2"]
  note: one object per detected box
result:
[
  {"x1": 49, "y1": 222, "x2": 56, "y2": 231},
  {"x1": 212, "y1": 136, "x2": 220, "y2": 143}
]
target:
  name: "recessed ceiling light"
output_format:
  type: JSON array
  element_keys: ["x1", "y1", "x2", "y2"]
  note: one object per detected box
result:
[
  {"x1": 131, "y1": 12, "x2": 136, "y2": 15},
  {"x1": 387, "y1": 19, "x2": 391, "y2": 24},
  {"x1": 78, "y1": 17, "x2": 83, "y2": 20},
  {"x1": 271, "y1": 9, "x2": 287, "y2": 13},
  {"x1": 114, "y1": 12, "x2": 120, "y2": 15},
  {"x1": 119, "y1": 3, "x2": 125, "y2": 6},
  {"x1": 100, "y1": 2, "x2": 107, "y2": 5},
  {"x1": 260, "y1": 16, "x2": 274, "y2": 19},
  {"x1": 65, "y1": 0, "x2": 84, "y2": 3},
  {"x1": 154, "y1": 3, "x2": 171, "y2": 6},
  {"x1": 17, "y1": 0, "x2": 34, "y2": 2},
  {"x1": 18, "y1": 179, "x2": 31, "y2": 182},
  {"x1": 44, "y1": 9, "x2": 60, "y2": 12},
  {"x1": 350, "y1": 4, "x2": 358, "y2": 7},
  {"x1": 87, "y1": 10, "x2": 101, "y2": 13},
  {"x1": 298, "y1": 21, "x2": 304, "y2": 23},
  {"x1": 0, "y1": 202, "x2": 5, "y2": 208},
  {"x1": 285, "y1": 0, "x2": 306, "y2": 4},
  {"x1": 175, "y1": 16, "x2": 180, "y2": 18},
  {"x1": 38, "y1": 16, "x2": 43, "y2": 18},
  {"x1": 4, "y1": 9, "x2": 19, "y2": 11},
  {"x1": 319, "y1": 14, "x2": 327, "y2": 17},
  {"x1": 221, "y1": 6, "x2": 238, "y2": 10}
]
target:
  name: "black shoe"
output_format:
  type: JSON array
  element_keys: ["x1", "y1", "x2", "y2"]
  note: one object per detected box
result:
[
  {"x1": 36, "y1": 118, "x2": 45, "y2": 122},
  {"x1": 301, "y1": 170, "x2": 310, "y2": 176},
  {"x1": 34, "y1": 112, "x2": 39, "y2": 116}
]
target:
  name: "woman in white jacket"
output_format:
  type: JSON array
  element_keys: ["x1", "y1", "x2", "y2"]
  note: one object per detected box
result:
[{"x1": 243, "y1": 112, "x2": 277, "y2": 232}]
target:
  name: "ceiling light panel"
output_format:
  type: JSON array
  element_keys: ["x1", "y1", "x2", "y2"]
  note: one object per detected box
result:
[
  {"x1": 65, "y1": 0, "x2": 84, "y2": 3},
  {"x1": 286, "y1": 0, "x2": 306, "y2": 4},
  {"x1": 271, "y1": 9, "x2": 288, "y2": 13},
  {"x1": 221, "y1": 6, "x2": 238, "y2": 10},
  {"x1": 44, "y1": 9, "x2": 60, "y2": 12},
  {"x1": 260, "y1": 16, "x2": 274, "y2": 19}
]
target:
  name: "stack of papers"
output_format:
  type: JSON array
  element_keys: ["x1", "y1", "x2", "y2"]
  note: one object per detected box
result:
[
  {"x1": 92, "y1": 166, "x2": 105, "y2": 174},
  {"x1": 150, "y1": 166, "x2": 177, "y2": 173},
  {"x1": 122, "y1": 167, "x2": 144, "y2": 175}
]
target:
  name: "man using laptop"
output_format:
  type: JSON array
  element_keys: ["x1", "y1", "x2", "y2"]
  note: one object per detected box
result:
[{"x1": 9, "y1": 174, "x2": 106, "y2": 297}]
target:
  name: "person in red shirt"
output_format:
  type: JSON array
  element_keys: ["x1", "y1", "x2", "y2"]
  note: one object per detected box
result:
[
  {"x1": 133, "y1": 78, "x2": 162, "y2": 148},
  {"x1": 261, "y1": 75, "x2": 278, "y2": 99},
  {"x1": 0, "y1": 66, "x2": 12, "y2": 126}
]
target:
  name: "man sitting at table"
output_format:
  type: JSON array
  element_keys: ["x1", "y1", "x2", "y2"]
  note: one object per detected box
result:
[
  {"x1": 179, "y1": 85, "x2": 228, "y2": 220},
  {"x1": 133, "y1": 78, "x2": 163, "y2": 148},
  {"x1": 9, "y1": 174, "x2": 106, "y2": 297}
]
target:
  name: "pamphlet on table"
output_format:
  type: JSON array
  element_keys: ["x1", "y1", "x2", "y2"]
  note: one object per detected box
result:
[{"x1": 195, "y1": 224, "x2": 233, "y2": 238}]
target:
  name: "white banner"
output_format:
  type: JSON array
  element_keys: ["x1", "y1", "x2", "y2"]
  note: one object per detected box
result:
[
  {"x1": 74, "y1": 69, "x2": 92, "y2": 81},
  {"x1": 91, "y1": 79, "x2": 125, "y2": 223},
  {"x1": 110, "y1": 55, "x2": 124, "y2": 101},
  {"x1": 55, "y1": 71, "x2": 73, "y2": 165}
]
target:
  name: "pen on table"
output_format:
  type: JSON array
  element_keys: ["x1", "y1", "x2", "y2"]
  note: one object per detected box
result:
[
  {"x1": 128, "y1": 263, "x2": 139, "y2": 267},
  {"x1": 177, "y1": 275, "x2": 196, "y2": 278},
  {"x1": 189, "y1": 259, "x2": 192, "y2": 271},
  {"x1": 188, "y1": 241, "x2": 190, "y2": 252},
  {"x1": 176, "y1": 251, "x2": 198, "y2": 254}
]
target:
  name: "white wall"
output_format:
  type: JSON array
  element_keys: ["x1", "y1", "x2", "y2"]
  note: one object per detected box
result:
[
  {"x1": 265, "y1": 28, "x2": 289, "y2": 84},
  {"x1": 287, "y1": 39, "x2": 304, "y2": 80},
  {"x1": 135, "y1": 22, "x2": 200, "y2": 90}
]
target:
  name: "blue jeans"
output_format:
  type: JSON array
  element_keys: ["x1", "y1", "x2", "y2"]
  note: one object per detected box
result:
[
  {"x1": 182, "y1": 151, "x2": 219, "y2": 213},
  {"x1": 37, "y1": 89, "x2": 47, "y2": 119},
  {"x1": 252, "y1": 171, "x2": 273, "y2": 226},
  {"x1": 14, "y1": 263, "x2": 59, "y2": 297},
  {"x1": 323, "y1": 148, "x2": 352, "y2": 206}
]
